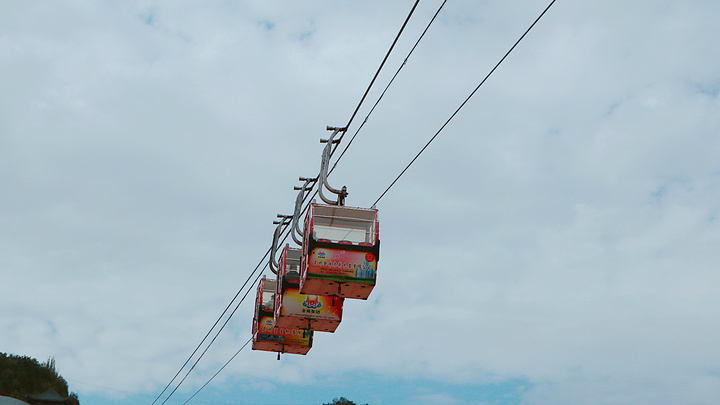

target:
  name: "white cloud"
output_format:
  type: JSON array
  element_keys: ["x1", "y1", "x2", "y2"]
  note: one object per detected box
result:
[{"x1": 2, "y1": 1, "x2": 720, "y2": 404}]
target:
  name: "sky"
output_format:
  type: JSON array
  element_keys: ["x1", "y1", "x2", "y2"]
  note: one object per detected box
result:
[{"x1": 2, "y1": 0, "x2": 720, "y2": 404}]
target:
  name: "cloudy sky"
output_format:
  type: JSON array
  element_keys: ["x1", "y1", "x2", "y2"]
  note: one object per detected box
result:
[{"x1": 2, "y1": 1, "x2": 720, "y2": 404}]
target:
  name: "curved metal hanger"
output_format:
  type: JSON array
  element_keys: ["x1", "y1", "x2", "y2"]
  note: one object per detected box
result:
[
  {"x1": 291, "y1": 177, "x2": 316, "y2": 246},
  {"x1": 318, "y1": 126, "x2": 348, "y2": 206},
  {"x1": 269, "y1": 214, "x2": 292, "y2": 275}
]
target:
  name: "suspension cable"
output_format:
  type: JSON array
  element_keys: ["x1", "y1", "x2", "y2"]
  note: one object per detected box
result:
[
  {"x1": 162, "y1": 219, "x2": 300, "y2": 405},
  {"x1": 152, "y1": 248, "x2": 270, "y2": 405},
  {"x1": 159, "y1": 273, "x2": 260, "y2": 405},
  {"x1": 331, "y1": 0, "x2": 448, "y2": 175},
  {"x1": 172, "y1": 221, "x2": 296, "y2": 404},
  {"x1": 373, "y1": 0, "x2": 557, "y2": 206},
  {"x1": 342, "y1": 0, "x2": 420, "y2": 135},
  {"x1": 181, "y1": 338, "x2": 254, "y2": 405}
]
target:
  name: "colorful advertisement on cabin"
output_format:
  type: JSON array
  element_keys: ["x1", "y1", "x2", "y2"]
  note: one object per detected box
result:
[
  {"x1": 307, "y1": 248, "x2": 376, "y2": 282},
  {"x1": 256, "y1": 316, "x2": 311, "y2": 346},
  {"x1": 280, "y1": 287, "x2": 342, "y2": 320}
]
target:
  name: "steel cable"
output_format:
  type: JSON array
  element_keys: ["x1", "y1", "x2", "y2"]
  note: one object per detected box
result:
[{"x1": 373, "y1": 0, "x2": 557, "y2": 206}]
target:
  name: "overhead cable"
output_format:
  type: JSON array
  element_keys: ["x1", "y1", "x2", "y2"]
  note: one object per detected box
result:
[
  {"x1": 331, "y1": 0, "x2": 448, "y2": 175},
  {"x1": 152, "y1": 248, "x2": 270, "y2": 405},
  {"x1": 166, "y1": 221, "x2": 299, "y2": 405},
  {"x1": 342, "y1": 0, "x2": 421, "y2": 135},
  {"x1": 373, "y1": 0, "x2": 557, "y2": 206},
  {"x1": 159, "y1": 275, "x2": 258, "y2": 405},
  {"x1": 181, "y1": 338, "x2": 253, "y2": 405}
]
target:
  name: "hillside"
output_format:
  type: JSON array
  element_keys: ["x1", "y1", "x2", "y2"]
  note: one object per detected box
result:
[{"x1": 0, "y1": 353, "x2": 79, "y2": 405}]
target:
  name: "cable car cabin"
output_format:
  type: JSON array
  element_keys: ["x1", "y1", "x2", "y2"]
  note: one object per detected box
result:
[
  {"x1": 300, "y1": 203, "x2": 379, "y2": 300},
  {"x1": 252, "y1": 277, "x2": 312, "y2": 355},
  {"x1": 274, "y1": 246, "x2": 343, "y2": 333}
]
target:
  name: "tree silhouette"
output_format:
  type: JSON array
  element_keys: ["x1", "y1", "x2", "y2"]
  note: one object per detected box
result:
[
  {"x1": 324, "y1": 397, "x2": 365, "y2": 405},
  {"x1": 0, "y1": 353, "x2": 80, "y2": 405}
]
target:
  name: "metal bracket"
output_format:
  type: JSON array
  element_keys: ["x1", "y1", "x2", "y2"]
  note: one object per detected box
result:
[
  {"x1": 318, "y1": 126, "x2": 349, "y2": 206},
  {"x1": 291, "y1": 177, "x2": 317, "y2": 246},
  {"x1": 269, "y1": 214, "x2": 292, "y2": 274}
]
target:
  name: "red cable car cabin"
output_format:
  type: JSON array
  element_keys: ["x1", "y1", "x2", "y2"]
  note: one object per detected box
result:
[
  {"x1": 274, "y1": 246, "x2": 343, "y2": 333},
  {"x1": 300, "y1": 203, "x2": 379, "y2": 300},
  {"x1": 252, "y1": 276, "x2": 312, "y2": 355}
]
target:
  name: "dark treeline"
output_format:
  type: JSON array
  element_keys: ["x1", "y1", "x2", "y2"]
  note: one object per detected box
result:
[
  {"x1": 324, "y1": 397, "x2": 366, "y2": 405},
  {"x1": 1, "y1": 352, "x2": 369, "y2": 405},
  {"x1": 0, "y1": 353, "x2": 80, "y2": 405}
]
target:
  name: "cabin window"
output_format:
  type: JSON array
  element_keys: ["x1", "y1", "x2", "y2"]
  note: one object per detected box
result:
[{"x1": 312, "y1": 205, "x2": 376, "y2": 245}]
